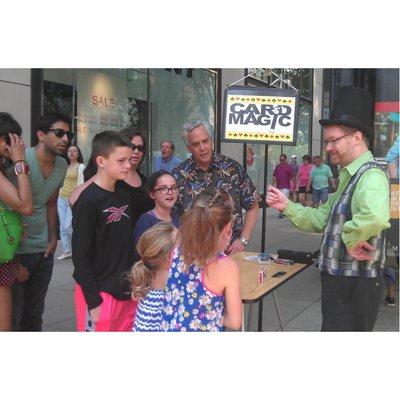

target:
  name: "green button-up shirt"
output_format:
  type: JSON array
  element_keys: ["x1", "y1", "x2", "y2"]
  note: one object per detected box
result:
[{"x1": 284, "y1": 151, "x2": 390, "y2": 249}]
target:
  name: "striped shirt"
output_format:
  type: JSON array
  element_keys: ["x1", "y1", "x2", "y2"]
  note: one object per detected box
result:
[{"x1": 132, "y1": 289, "x2": 164, "y2": 332}]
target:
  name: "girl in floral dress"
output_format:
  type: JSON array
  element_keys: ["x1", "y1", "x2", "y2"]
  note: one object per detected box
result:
[
  {"x1": 160, "y1": 188, "x2": 242, "y2": 331},
  {"x1": 130, "y1": 221, "x2": 177, "y2": 331}
]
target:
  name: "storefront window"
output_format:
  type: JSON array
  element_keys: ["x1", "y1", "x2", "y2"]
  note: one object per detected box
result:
[
  {"x1": 40, "y1": 68, "x2": 217, "y2": 175},
  {"x1": 246, "y1": 143, "x2": 266, "y2": 194},
  {"x1": 282, "y1": 100, "x2": 312, "y2": 159},
  {"x1": 373, "y1": 69, "x2": 399, "y2": 158},
  {"x1": 246, "y1": 69, "x2": 313, "y2": 186},
  {"x1": 43, "y1": 69, "x2": 74, "y2": 118},
  {"x1": 149, "y1": 68, "x2": 217, "y2": 171}
]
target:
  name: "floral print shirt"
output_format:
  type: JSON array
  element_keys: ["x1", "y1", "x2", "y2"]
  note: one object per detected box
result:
[
  {"x1": 172, "y1": 153, "x2": 260, "y2": 241},
  {"x1": 160, "y1": 247, "x2": 226, "y2": 332}
]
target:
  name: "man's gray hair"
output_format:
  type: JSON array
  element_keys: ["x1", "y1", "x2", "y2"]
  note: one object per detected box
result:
[{"x1": 182, "y1": 121, "x2": 213, "y2": 146}]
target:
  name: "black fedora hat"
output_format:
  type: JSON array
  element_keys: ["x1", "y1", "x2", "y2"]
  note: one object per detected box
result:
[{"x1": 319, "y1": 86, "x2": 374, "y2": 139}]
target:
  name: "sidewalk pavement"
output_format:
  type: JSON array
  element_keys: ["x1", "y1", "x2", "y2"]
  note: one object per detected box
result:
[{"x1": 43, "y1": 207, "x2": 399, "y2": 332}]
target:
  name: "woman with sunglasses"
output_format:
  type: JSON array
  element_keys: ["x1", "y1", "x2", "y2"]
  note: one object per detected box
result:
[
  {"x1": 117, "y1": 128, "x2": 155, "y2": 225},
  {"x1": 0, "y1": 112, "x2": 33, "y2": 331},
  {"x1": 69, "y1": 129, "x2": 154, "y2": 219},
  {"x1": 133, "y1": 170, "x2": 179, "y2": 246},
  {"x1": 56, "y1": 145, "x2": 85, "y2": 260}
]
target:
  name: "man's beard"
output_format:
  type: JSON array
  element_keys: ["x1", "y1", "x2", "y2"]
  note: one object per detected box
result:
[{"x1": 45, "y1": 143, "x2": 67, "y2": 157}]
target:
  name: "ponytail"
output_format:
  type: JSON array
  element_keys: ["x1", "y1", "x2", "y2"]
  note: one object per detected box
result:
[
  {"x1": 129, "y1": 260, "x2": 153, "y2": 300},
  {"x1": 179, "y1": 188, "x2": 233, "y2": 270}
]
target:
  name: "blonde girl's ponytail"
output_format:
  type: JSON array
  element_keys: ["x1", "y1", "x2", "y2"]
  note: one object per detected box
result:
[
  {"x1": 179, "y1": 187, "x2": 233, "y2": 270},
  {"x1": 129, "y1": 259, "x2": 153, "y2": 300},
  {"x1": 128, "y1": 221, "x2": 177, "y2": 300}
]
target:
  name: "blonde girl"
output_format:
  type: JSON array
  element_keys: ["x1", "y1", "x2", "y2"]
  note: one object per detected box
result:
[
  {"x1": 160, "y1": 187, "x2": 242, "y2": 332},
  {"x1": 130, "y1": 221, "x2": 177, "y2": 331}
]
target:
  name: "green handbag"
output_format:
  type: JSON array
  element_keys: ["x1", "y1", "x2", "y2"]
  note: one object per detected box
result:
[{"x1": 0, "y1": 201, "x2": 23, "y2": 263}]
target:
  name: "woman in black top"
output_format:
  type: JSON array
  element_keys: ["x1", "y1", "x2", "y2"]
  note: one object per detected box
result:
[
  {"x1": 117, "y1": 128, "x2": 154, "y2": 222},
  {"x1": 70, "y1": 129, "x2": 154, "y2": 222}
]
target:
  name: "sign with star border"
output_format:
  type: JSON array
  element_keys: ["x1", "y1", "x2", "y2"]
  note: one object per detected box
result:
[{"x1": 222, "y1": 85, "x2": 300, "y2": 145}]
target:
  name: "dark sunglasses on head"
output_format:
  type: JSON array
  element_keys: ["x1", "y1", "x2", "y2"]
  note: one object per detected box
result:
[
  {"x1": 48, "y1": 128, "x2": 74, "y2": 140},
  {"x1": 132, "y1": 144, "x2": 146, "y2": 152}
]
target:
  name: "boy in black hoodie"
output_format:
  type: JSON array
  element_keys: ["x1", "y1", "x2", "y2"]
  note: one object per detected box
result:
[{"x1": 72, "y1": 131, "x2": 137, "y2": 331}]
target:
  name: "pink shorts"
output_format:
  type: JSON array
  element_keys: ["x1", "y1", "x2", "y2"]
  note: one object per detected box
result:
[{"x1": 74, "y1": 284, "x2": 137, "y2": 332}]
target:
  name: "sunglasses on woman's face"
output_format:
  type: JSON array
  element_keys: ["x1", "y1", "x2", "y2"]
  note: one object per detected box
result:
[
  {"x1": 48, "y1": 128, "x2": 74, "y2": 140},
  {"x1": 131, "y1": 144, "x2": 146, "y2": 152}
]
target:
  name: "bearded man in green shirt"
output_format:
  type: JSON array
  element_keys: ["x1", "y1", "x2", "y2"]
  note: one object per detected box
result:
[{"x1": 267, "y1": 86, "x2": 390, "y2": 331}]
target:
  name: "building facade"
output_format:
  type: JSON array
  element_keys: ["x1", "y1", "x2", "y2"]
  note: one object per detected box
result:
[{"x1": 1, "y1": 67, "x2": 398, "y2": 183}]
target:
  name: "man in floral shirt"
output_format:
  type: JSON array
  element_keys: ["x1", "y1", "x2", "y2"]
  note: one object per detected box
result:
[{"x1": 172, "y1": 121, "x2": 260, "y2": 254}]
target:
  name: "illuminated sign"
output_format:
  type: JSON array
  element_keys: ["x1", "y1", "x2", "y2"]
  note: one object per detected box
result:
[{"x1": 222, "y1": 86, "x2": 299, "y2": 145}]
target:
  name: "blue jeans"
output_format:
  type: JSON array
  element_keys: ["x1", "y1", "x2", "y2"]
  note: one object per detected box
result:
[
  {"x1": 312, "y1": 187, "x2": 329, "y2": 205},
  {"x1": 57, "y1": 195, "x2": 72, "y2": 254},
  {"x1": 12, "y1": 252, "x2": 54, "y2": 331}
]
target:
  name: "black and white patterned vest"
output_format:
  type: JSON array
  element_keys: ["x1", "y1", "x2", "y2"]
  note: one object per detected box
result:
[{"x1": 318, "y1": 161, "x2": 386, "y2": 277}]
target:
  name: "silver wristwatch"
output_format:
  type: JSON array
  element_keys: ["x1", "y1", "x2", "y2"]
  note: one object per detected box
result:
[{"x1": 239, "y1": 236, "x2": 249, "y2": 247}]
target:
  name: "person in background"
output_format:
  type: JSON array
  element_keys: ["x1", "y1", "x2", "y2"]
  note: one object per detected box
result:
[
  {"x1": 0, "y1": 113, "x2": 33, "y2": 331},
  {"x1": 72, "y1": 131, "x2": 137, "y2": 331},
  {"x1": 246, "y1": 146, "x2": 255, "y2": 168},
  {"x1": 12, "y1": 113, "x2": 69, "y2": 331},
  {"x1": 68, "y1": 155, "x2": 98, "y2": 205},
  {"x1": 383, "y1": 135, "x2": 399, "y2": 307},
  {"x1": 130, "y1": 222, "x2": 178, "y2": 331},
  {"x1": 160, "y1": 188, "x2": 242, "y2": 331},
  {"x1": 133, "y1": 170, "x2": 180, "y2": 246},
  {"x1": 57, "y1": 145, "x2": 85, "y2": 260},
  {"x1": 297, "y1": 155, "x2": 314, "y2": 206},
  {"x1": 267, "y1": 86, "x2": 390, "y2": 331},
  {"x1": 272, "y1": 153, "x2": 294, "y2": 218},
  {"x1": 289, "y1": 154, "x2": 299, "y2": 202},
  {"x1": 153, "y1": 140, "x2": 181, "y2": 173},
  {"x1": 172, "y1": 121, "x2": 259, "y2": 254},
  {"x1": 308, "y1": 155, "x2": 336, "y2": 207}
]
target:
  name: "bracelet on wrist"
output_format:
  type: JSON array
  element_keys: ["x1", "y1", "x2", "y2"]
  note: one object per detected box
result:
[
  {"x1": 14, "y1": 160, "x2": 30, "y2": 175},
  {"x1": 13, "y1": 159, "x2": 26, "y2": 165}
]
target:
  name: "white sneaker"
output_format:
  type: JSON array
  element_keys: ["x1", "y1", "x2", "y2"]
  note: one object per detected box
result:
[{"x1": 57, "y1": 252, "x2": 72, "y2": 260}]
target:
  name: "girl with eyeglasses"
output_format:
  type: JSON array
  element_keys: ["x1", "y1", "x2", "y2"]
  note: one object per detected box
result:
[{"x1": 133, "y1": 170, "x2": 180, "y2": 246}]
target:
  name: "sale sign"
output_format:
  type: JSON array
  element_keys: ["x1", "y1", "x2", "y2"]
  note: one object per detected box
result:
[{"x1": 222, "y1": 86, "x2": 299, "y2": 145}]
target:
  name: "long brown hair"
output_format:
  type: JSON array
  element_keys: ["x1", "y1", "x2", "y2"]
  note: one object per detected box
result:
[
  {"x1": 129, "y1": 222, "x2": 177, "y2": 300},
  {"x1": 179, "y1": 188, "x2": 233, "y2": 270}
]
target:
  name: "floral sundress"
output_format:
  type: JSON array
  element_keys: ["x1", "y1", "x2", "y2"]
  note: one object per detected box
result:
[{"x1": 160, "y1": 247, "x2": 226, "y2": 332}]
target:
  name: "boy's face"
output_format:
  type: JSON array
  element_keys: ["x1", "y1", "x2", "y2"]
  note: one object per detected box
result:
[{"x1": 97, "y1": 146, "x2": 133, "y2": 180}]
